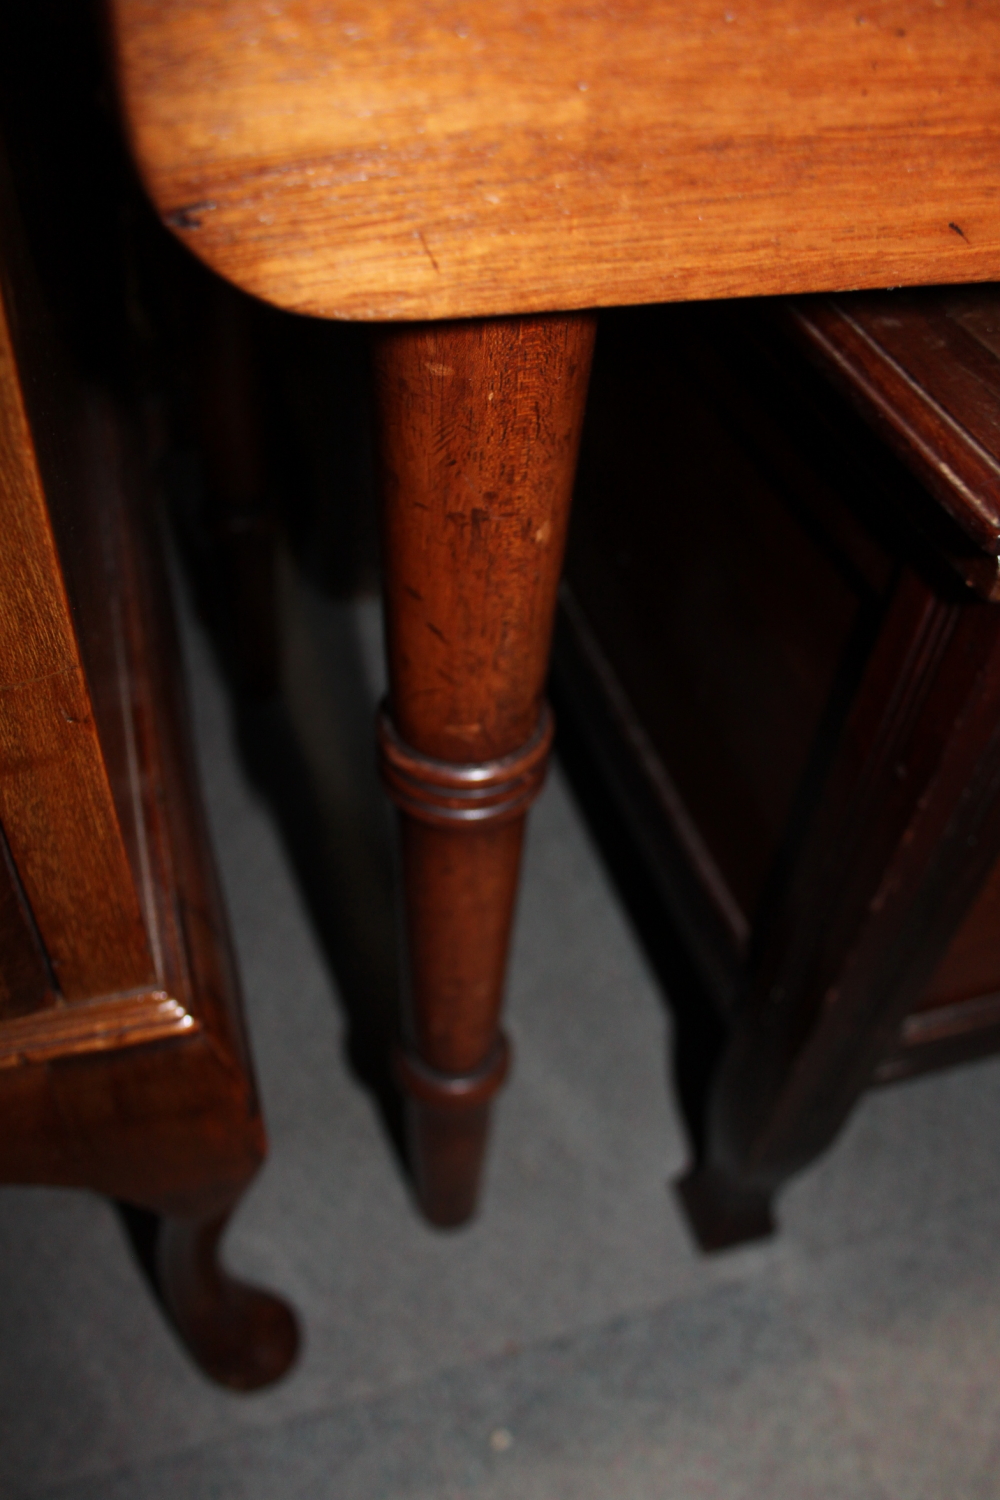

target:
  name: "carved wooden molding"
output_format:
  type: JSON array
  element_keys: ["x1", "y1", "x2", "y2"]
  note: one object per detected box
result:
[
  {"x1": 377, "y1": 703, "x2": 554, "y2": 829},
  {"x1": 394, "y1": 1033, "x2": 511, "y2": 1112},
  {"x1": 0, "y1": 990, "x2": 199, "y2": 1069}
]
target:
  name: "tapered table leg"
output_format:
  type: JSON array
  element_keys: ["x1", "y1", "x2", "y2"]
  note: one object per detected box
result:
[{"x1": 372, "y1": 313, "x2": 596, "y2": 1225}]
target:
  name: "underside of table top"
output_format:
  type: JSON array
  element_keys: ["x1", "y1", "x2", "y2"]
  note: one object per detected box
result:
[{"x1": 111, "y1": 0, "x2": 1000, "y2": 321}]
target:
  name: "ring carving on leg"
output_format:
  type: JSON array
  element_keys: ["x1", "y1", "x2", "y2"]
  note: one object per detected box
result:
[
  {"x1": 377, "y1": 703, "x2": 554, "y2": 828},
  {"x1": 393, "y1": 1033, "x2": 511, "y2": 1111}
]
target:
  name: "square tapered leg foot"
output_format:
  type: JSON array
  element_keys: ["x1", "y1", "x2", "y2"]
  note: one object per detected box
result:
[{"x1": 674, "y1": 1165, "x2": 777, "y2": 1253}]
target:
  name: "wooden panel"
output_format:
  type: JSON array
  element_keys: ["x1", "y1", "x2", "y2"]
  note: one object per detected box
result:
[
  {"x1": 0, "y1": 162, "x2": 154, "y2": 1001},
  {"x1": 110, "y1": 0, "x2": 1000, "y2": 322},
  {"x1": 0, "y1": 820, "x2": 53, "y2": 1021},
  {"x1": 919, "y1": 851, "x2": 1000, "y2": 1011},
  {"x1": 565, "y1": 306, "x2": 884, "y2": 921},
  {"x1": 787, "y1": 284, "x2": 1000, "y2": 1067},
  {"x1": 788, "y1": 289, "x2": 1000, "y2": 594}
]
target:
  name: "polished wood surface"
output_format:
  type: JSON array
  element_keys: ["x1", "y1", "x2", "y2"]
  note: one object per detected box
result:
[
  {"x1": 0, "y1": 227, "x2": 154, "y2": 1001},
  {"x1": 0, "y1": 17, "x2": 297, "y2": 1380},
  {"x1": 788, "y1": 288, "x2": 1000, "y2": 594},
  {"x1": 557, "y1": 291, "x2": 1000, "y2": 1247},
  {"x1": 374, "y1": 314, "x2": 594, "y2": 1221},
  {"x1": 0, "y1": 374, "x2": 297, "y2": 1386},
  {"x1": 791, "y1": 286, "x2": 1000, "y2": 1081},
  {"x1": 0, "y1": 821, "x2": 54, "y2": 1022},
  {"x1": 110, "y1": 0, "x2": 1000, "y2": 321},
  {"x1": 704, "y1": 584, "x2": 1000, "y2": 1239},
  {"x1": 561, "y1": 303, "x2": 884, "y2": 982},
  {"x1": 107, "y1": 0, "x2": 1000, "y2": 1234}
]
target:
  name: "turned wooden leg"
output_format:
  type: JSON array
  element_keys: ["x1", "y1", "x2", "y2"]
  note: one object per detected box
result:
[
  {"x1": 372, "y1": 313, "x2": 596, "y2": 1226},
  {"x1": 157, "y1": 1195, "x2": 299, "y2": 1390}
]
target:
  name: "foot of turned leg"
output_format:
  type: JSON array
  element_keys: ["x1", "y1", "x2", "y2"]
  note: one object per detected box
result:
[
  {"x1": 157, "y1": 1209, "x2": 299, "y2": 1390},
  {"x1": 380, "y1": 702, "x2": 544, "y2": 1226},
  {"x1": 396, "y1": 1036, "x2": 511, "y2": 1226},
  {"x1": 673, "y1": 1165, "x2": 776, "y2": 1253}
]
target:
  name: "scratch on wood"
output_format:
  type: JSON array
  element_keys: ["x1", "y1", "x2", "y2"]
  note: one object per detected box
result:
[
  {"x1": 949, "y1": 221, "x2": 970, "y2": 242},
  {"x1": 417, "y1": 229, "x2": 440, "y2": 273},
  {"x1": 164, "y1": 201, "x2": 216, "y2": 230}
]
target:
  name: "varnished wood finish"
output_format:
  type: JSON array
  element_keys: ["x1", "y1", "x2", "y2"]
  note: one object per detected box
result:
[
  {"x1": 697, "y1": 588, "x2": 1000, "y2": 1235},
  {"x1": 0, "y1": 25, "x2": 297, "y2": 1384},
  {"x1": 373, "y1": 313, "x2": 594, "y2": 1223},
  {"x1": 107, "y1": 0, "x2": 1000, "y2": 1242},
  {"x1": 159, "y1": 1205, "x2": 298, "y2": 1391},
  {"x1": 0, "y1": 821, "x2": 53, "y2": 1022},
  {"x1": 560, "y1": 304, "x2": 890, "y2": 1004},
  {"x1": 558, "y1": 291, "x2": 1000, "y2": 1248},
  {"x1": 111, "y1": 0, "x2": 1000, "y2": 321},
  {"x1": 787, "y1": 288, "x2": 1000, "y2": 597},
  {"x1": 0, "y1": 230, "x2": 154, "y2": 1001},
  {"x1": 0, "y1": 382, "x2": 299, "y2": 1385}
]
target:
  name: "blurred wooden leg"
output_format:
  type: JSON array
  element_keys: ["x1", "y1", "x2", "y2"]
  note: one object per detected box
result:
[
  {"x1": 158, "y1": 1193, "x2": 299, "y2": 1390},
  {"x1": 373, "y1": 312, "x2": 596, "y2": 1225}
]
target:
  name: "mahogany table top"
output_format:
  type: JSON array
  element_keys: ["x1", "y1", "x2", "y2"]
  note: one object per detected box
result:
[{"x1": 110, "y1": 1, "x2": 1000, "y2": 321}]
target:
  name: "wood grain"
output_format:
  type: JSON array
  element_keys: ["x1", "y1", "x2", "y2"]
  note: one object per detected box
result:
[
  {"x1": 0, "y1": 819, "x2": 54, "y2": 1021},
  {"x1": 373, "y1": 313, "x2": 595, "y2": 1222},
  {"x1": 110, "y1": 0, "x2": 1000, "y2": 321},
  {"x1": 0, "y1": 991, "x2": 196, "y2": 1069},
  {"x1": 0, "y1": 197, "x2": 155, "y2": 1001},
  {"x1": 548, "y1": 292, "x2": 1000, "y2": 1245},
  {"x1": 375, "y1": 314, "x2": 595, "y2": 761},
  {"x1": 0, "y1": 27, "x2": 297, "y2": 1382},
  {"x1": 788, "y1": 290, "x2": 1000, "y2": 592}
]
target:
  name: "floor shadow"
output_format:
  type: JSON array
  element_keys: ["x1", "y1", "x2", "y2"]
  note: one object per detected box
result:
[
  {"x1": 550, "y1": 676, "x2": 729, "y2": 1163},
  {"x1": 114, "y1": 1201, "x2": 165, "y2": 1311},
  {"x1": 159, "y1": 286, "x2": 410, "y2": 1179},
  {"x1": 216, "y1": 613, "x2": 406, "y2": 1175},
  {"x1": 234, "y1": 680, "x2": 407, "y2": 1172}
]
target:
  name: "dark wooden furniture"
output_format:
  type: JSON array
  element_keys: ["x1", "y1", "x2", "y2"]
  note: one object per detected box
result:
[
  {"x1": 557, "y1": 288, "x2": 1000, "y2": 1247},
  {"x1": 108, "y1": 0, "x2": 1000, "y2": 1227},
  {"x1": 0, "y1": 64, "x2": 296, "y2": 1386}
]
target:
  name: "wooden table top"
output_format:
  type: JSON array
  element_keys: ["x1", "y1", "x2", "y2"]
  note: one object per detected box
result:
[{"x1": 110, "y1": 1, "x2": 1000, "y2": 321}]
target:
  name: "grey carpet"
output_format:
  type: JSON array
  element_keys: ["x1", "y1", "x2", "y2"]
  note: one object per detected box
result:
[{"x1": 3, "y1": 557, "x2": 1000, "y2": 1499}]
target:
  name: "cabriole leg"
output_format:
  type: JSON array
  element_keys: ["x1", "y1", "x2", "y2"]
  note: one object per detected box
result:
[{"x1": 158, "y1": 1195, "x2": 299, "y2": 1390}]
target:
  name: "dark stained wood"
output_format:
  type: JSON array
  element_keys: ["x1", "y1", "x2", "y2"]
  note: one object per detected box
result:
[
  {"x1": 159, "y1": 1207, "x2": 298, "y2": 1391},
  {"x1": 922, "y1": 855, "x2": 1000, "y2": 1012},
  {"x1": 104, "y1": 0, "x2": 1000, "y2": 1243},
  {"x1": 787, "y1": 289, "x2": 1000, "y2": 596},
  {"x1": 195, "y1": 279, "x2": 280, "y2": 697},
  {"x1": 0, "y1": 32, "x2": 297, "y2": 1384},
  {"x1": 373, "y1": 313, "x2": 595, "y2": 1223},
  {"x1": 695, "y1": 592, "x2": 1000, "y2": 1228},
  {"x1": 0, "y1": 383, "x2": 299, "y2": 1384},
  {"x1": 0, "y1": 820, "x2": 54, "y2": 1022},
  {"x1": 557, "y1": 290, "x2": 1000, "y2": 1249},
  {"x1": 561, "y1": 305, "x2": 889, "y2": 976},
  {"x1": 0, "y1": 206, "x2": 155, "y2": 1001},
  {"x1": 375, "y1": 316, "x2": 596, "y2": 763},
  {"x1": 110, "y1": 0, "x2": 1000, "y2": 321}
]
